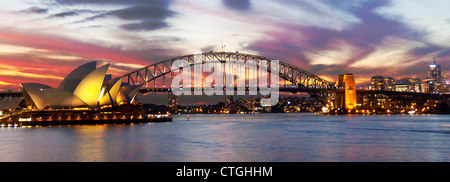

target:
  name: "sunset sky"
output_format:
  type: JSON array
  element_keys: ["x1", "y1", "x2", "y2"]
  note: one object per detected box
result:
[{"x1": 1, "y1": 0, "x2": 450, "y2": 91}]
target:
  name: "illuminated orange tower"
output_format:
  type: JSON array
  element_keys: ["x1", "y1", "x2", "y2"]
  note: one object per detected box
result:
[
  {"x1": 335, "y1": 73, "x2": 357, "y2": 110},
  {"x1": 343, "y1": 74, "x2": 356, "y2": 110}
]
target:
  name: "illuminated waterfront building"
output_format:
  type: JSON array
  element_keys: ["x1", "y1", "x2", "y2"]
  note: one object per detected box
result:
[
  {"x1": 395, "y1": 78, "x2": 421, "y2": 92},
  {"x1": 20, "y1": 61, "x2": 141, "y2": 110},
  {"x1": 369, "y1": 76, "x2": 384, "y2": 90},
  {"x1": 369, "y1": 76, "x2": 395, "y2": 91},
  {"x1": 0, "y1": 61, "x2": 173, "y2": 126},
  {"x1": 384, "y1": 77, "x2": 396, "y2": 91}
]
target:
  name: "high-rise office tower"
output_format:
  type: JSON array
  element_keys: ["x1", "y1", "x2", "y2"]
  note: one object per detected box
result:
[{"x1": 428, "y1": 57, "x2": 442, "y2": 81}]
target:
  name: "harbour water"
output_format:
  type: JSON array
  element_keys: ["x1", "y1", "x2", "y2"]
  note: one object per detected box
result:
[{"x1": 1, "y1": 113, "x2": 450, "y2": 162}]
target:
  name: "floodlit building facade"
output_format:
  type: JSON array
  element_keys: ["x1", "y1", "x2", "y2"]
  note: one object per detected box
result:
[
  {"x1": 395, "y1": 78, "x2": 421, "y2": 92},
  {"x1": 21, "y1": 61, "x2": 141, "y2": 110},
  {"x1": 369, "y1": 76, "x2": 395, "y2": 91}
]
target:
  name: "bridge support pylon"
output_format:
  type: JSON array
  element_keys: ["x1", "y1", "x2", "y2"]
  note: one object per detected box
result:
[{"x1": 334, "y1": 73, "x2": 357, "y2": 111}]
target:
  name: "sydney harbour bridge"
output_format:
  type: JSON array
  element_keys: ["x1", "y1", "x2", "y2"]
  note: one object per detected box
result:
[
  {"x1": 1, "y1": 51, "x2": 449, "y2": 112},
  {"x1": 122, "y1": 51, "x2": 335, "y2": 105},
  {"x1": 120, "y1": 52, "x2": 449, "y2": 112}
]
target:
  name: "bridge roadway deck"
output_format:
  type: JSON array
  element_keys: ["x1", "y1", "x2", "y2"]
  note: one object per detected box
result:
[
  {"x1": 138, "y1": 87, "x2": 333, "y2": 94},
  {"x1": 138, "y1": 88, "x2": 449, "y2": 97},
  {"x1": 1, "y1": 90, "x2": 448, "y2": 99}
]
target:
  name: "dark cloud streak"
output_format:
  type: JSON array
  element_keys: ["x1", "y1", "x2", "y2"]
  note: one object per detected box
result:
[
  {"x1": 223, "y1": 0, "x2": 251, "y2": 10},
  {"x1": 48, "y1": 11, "x2": 78, "y2": 18},
  {"x1": 109, "y1": 4, "x2": 175, "y2": 31},
  {"x1": 20, "y1": 6, "x2": 48, "y2": 14},
  {"x1": 53, "y1": 0, "x2": 175, "y2": 31}
]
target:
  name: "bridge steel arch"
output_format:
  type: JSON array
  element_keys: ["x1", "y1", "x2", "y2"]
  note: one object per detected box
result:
[{"x1": 122, "y1": 52, "x2": 336, "y2": 104}]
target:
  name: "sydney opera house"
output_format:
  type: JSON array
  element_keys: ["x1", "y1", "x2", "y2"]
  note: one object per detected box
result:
[
  {"x1": 1, "y1": 61, "x2": 171, "y2": 126},
  {"x1": 21, "y1": 61, "x2": 141, "y2": 110}
]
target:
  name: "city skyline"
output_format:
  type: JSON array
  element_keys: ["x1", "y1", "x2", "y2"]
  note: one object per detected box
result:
[{"x1": 1, "y1": 0, "x2": 450, "y2": 90}]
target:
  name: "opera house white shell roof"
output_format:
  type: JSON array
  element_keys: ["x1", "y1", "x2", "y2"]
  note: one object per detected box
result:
[{"x1": 21, "y1": 61, "x2": 141, "y2": 110}]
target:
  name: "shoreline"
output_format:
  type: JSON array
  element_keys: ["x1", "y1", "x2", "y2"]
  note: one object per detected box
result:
[{"x1": 0, "y1": 117, "x2": 172, "y2": 127}]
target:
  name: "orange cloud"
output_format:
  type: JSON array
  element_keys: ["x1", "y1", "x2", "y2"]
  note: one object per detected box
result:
[{"x1": 0, "y1": 30, "x2": 153, "y2": 90}]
